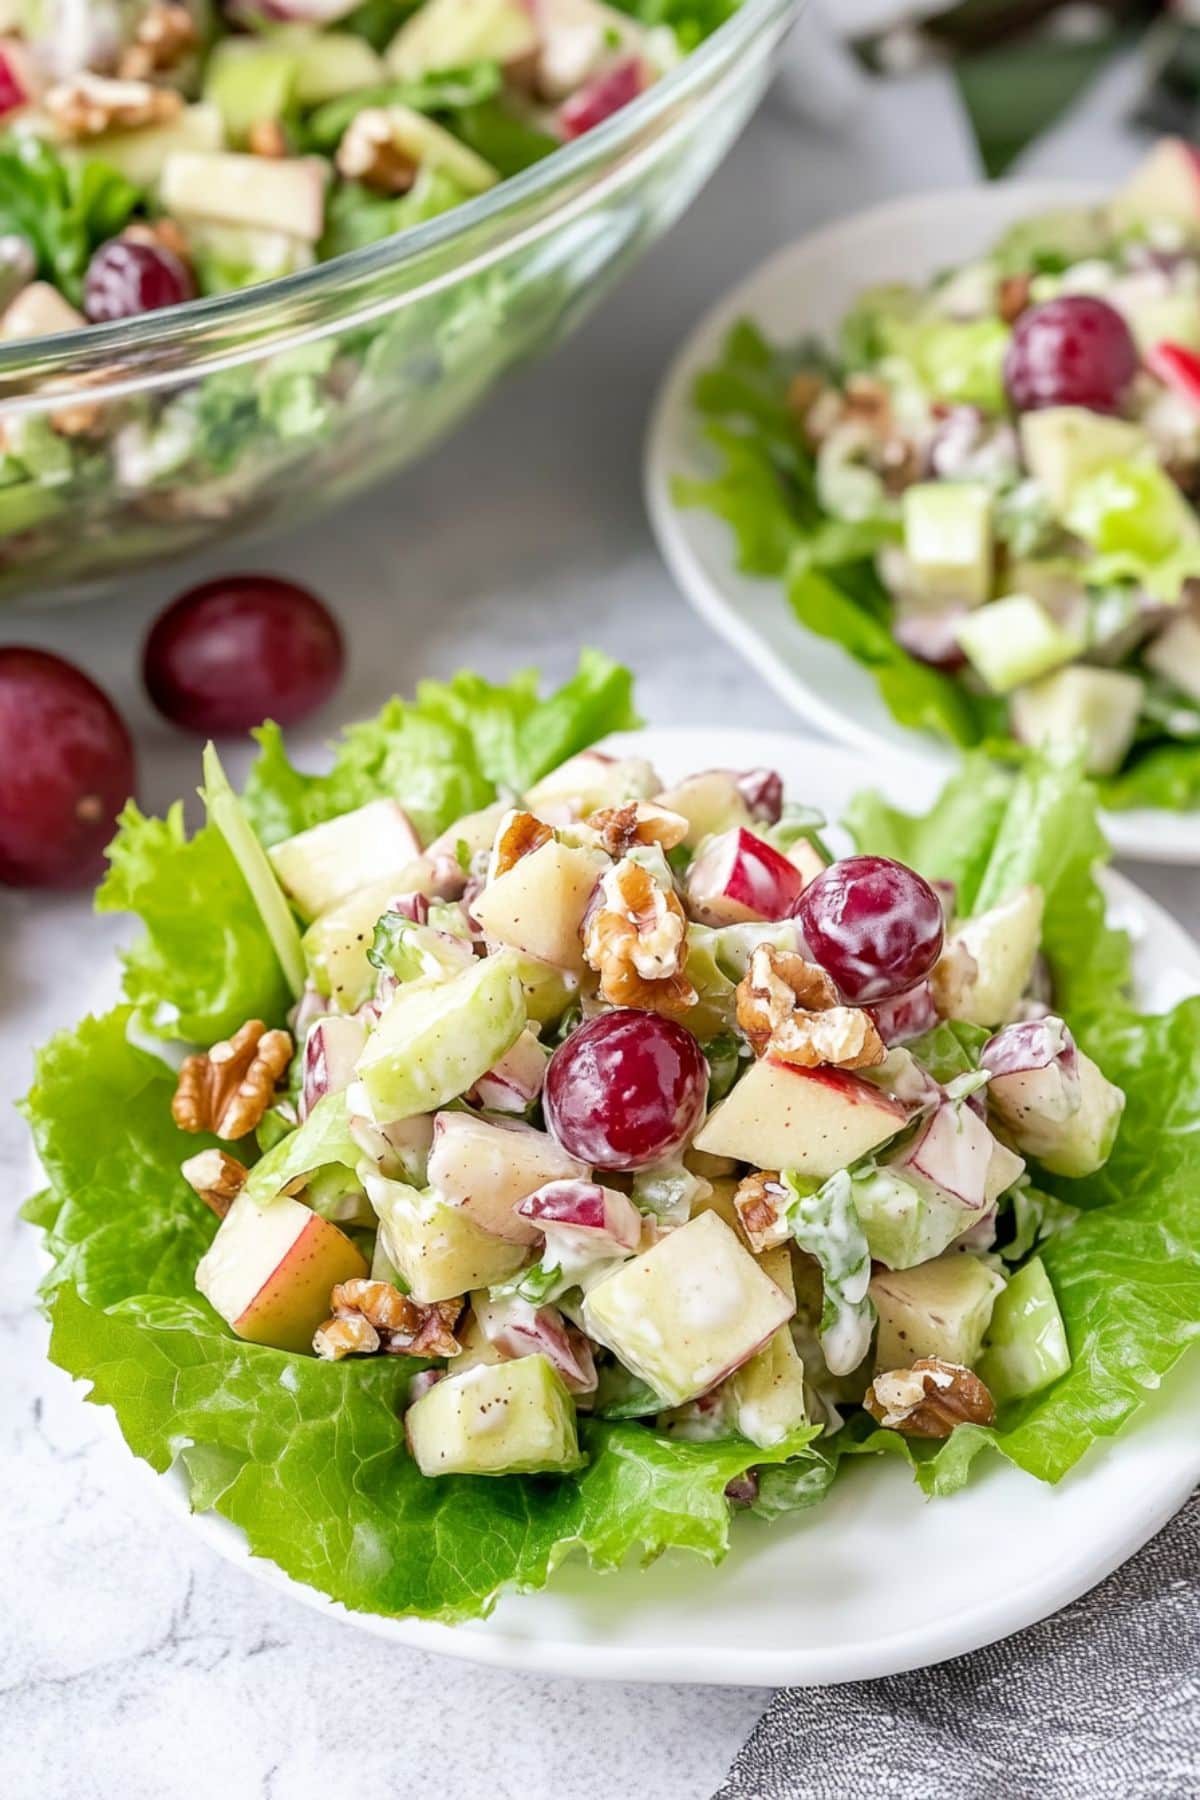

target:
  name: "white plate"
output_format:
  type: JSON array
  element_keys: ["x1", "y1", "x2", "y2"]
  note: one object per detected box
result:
[
  {"x1": 644, "y1": 183, "x2": 1200, "y2": 865},
  {"x1": 153, "y1": 727, "x2": 1200, "y2": 1684}
]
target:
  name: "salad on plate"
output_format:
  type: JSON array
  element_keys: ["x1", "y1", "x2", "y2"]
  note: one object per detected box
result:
[
  {"x1": 677, "y1": 138, "x2": 1200, "y2": 814},
  {"x1": 25, "y1": 654, "x2": 1200, "y2": 1624}
]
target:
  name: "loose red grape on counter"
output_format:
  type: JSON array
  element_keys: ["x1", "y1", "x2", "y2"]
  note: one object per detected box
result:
[
  {"x1": 0, "y1": 647, "x2": 135, "y2": 887},
  {"x1": 143, "y1": 574, "x2": 344, "y2": 735}
]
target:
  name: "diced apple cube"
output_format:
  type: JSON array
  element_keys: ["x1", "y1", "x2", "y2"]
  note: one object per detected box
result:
[
  {"x1": 472, "y1": 1293, "x2": 596, "y2": 1392},
  {"x1": 268, "y1": 800, "x2": 424, "y2": 923},
  {"x1": 301, "y1": 1015, "x2": 367, "y2": 1119},
  {"x1": 983, "y1": 1016, "x2": 1081, "y2": 1136},
  {"x1": 61, "y1": 102, "x2": 226, "y2": 192},
  {"x1": 1110, "y1": 137, "x2": 1200, "y2": 233},
  {"x1": 582, "y1": 1211, "x2": 794, "y2": 1407},
  {"x1": 685, "y1": 827, "x2": 807, "y2": 926},
  {"x1": 1009, "y1": 666, "x2": 1144, "y2": 778},
  {"x1": 405, "y1": 1355, "x2": 584, "y2": 1477},
  {"x1": 1144, "y1": 610, "x2": 1200, "y2": 706},
  {"x1": 386, "y1": 0, "x2": 539, "y2": 80},
  {"x1": 470, "y1": 838, "x2": 604, "y2": 972},
  {"x1": 730, "y1": 1325, "x2": 809, "y2": 1448},
  {"x1": 1014, "y1": 1049, "x2": 1124, "y2": 1177},
  {"x1": 516, "y1": 1177, "x2": 642, "y2": 1280},
  {"x1": 366, "y1": 1172, "x2": 527, "y2": 1302},
  {"x1": 195, "y1": 1190, "x2": 366, "y2": 1353},
  {"x1": 655, "y1": 770, "x2": 753, "y2": 846},
  {"x1": 161, "y1": 151, "x2": 329, "y2": 241},
  {"x1": 852, "y1": 1167, "x2": 979, "y2": 1271},
  {"x1": 427, "y1": 1111, "x2": 587, "y2": 1244},
  {"x1": 985, "y1": 1138, "x2": 1026, "y2": 1203},
  {"x1": 694, "y1": 1057, "x2": 908, "y2": 1178},
  {"x1": 935, "y1": 885, "x2": 1044, "y2": 1029},
  {"x1": 302, "y1": 871, "x2": 437, "y2": 1009},
  {"x1": 349, "y1": 1105, "x2": 434, "y2": 1184},
  {"x1": 424, "y1": 801, "x2": 509, "y2": 864},
  {"x1": 1019, "y1": 408, "x2": 1149, "y2": 515},
  {"x1": 355, "y1": 951, "x2": 526, "y2": 1121},
  {"x1": 0, "y1": 282, "x2": 84, "y2": 341},
  {"x1": 871, "y1": 1252, "x2": 1006, "y2": 1372},
  {"x1": 524, "y1": 750, "x2": 661, "y2": 815}
]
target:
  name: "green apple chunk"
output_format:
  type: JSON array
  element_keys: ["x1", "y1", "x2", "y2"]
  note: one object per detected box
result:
[
  {"x1": 582, "y1": 1211, "x2": 794, "y2": 1408},
  {"x1": 1027, "y1": 1050, "x2": 1124, "y2": 1177},
  {"x1": 730, "y1": 1326, "x2": 809, "y2": 1448},
  {"x1": 294, "y1": 32, "x2": 385, "y2": 103},
  {"x1": 424, "y1": 801, "x2": 509, "y2": 865},
  {"x1": 355, "y1": 951, "x2": 526, "y2": 1121},
  {"x1": 268, "y1": 799, "x2": 424, "y2": 923},
  {"x1": 978, "y1": 1257, "x2": 1070, "y2": 1401},
  {"x1": 524, "y1": 751, "x2": 661, "y2": 814},
  {"x1": 204, "y1": 38, "x2": 299, "y2": 144},
  {"x1": 902, "y1": 481, "x2": 993, "y2": 606},
  {"x1": 375, "y1": 106, "x2": 499, "y2": 195},
  {"x1": 955, "y1": 594, "x2": 1084, "y2": 695},
  {"x1": 515, "y1": 955, "x2": 578, "y2": 1027},
  {"x1": 693, "y1": 1057, "x2": 908, "y2": 1178},
  {"x1": 405, "y1": 1355, "x2": 584, "y2": 1477},
  {"x1": 303, "y1": 871, "x2": 436, "y2": 1010},
  {"x1": 161, "y1": 151, "x2": 329, "y2": 242},
  {"x1": 655, "y1": 771, "x2": 752, "y2": 847},
  {"x1": 851, "y1": 1167, "x2": 976, "y2": 1271},
  {"x1": 367, "y1": 1173, "x2": 527, "y2": 1303},
  {"x1": 427, "y1": 1111, "x2": 586, "y2": 1244},
  {"x1": 386, "y1": 0, "x2": 539, "y2": 79},
  {"x1": 195, "y1": 1191, "x2": 366, "y2": 1353},
  {"x1": 62, "y1": 103, "x2": 224, "y2": 191},
  {"x1": 1009, "y1": 665, "x2": 1145, "y2": 777},
  {"x1": 1109, "y1": 137, "x2": 1200, "y2": 235},
  {"x1": 202, "y1": 743, "x2": 305, "y2": 998},
  {"x1": 1144, "y1": 611, "x2": 1200, "y2": 706},
  {"x1": 1019, "y1": 408, "x2": 1149, "y2": 514},
  {"x1": 471, "y1": 839, "x2": 605, "y2": 972},
  {"x1": 937, "y1": 884, "x2": 1044, "y2": 1029},
  {"x1": 871, "y1": 1252, "x2": 1006, "y2": 1372}
]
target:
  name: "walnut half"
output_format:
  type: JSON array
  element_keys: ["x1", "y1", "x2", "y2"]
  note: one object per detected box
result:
[
  {"x1": 736, "y1": 944, "x2": 885, "y2": 1070},
  {"x1": 582, "y1": 855, "x2": 697, "y2": 1018},
  {"x1": 864, "y1": 1358, "x2": 996, "y2": 1438},
  {"x1": 733, "y1": 1169, "x2": 791, "y2": 1253},
  {"x1": 180, "y1": 1148, "x2": 247, "y2": 1219},
  {"x1": 171, "y1": 1020, "x2": 293, "y2": 1141}
]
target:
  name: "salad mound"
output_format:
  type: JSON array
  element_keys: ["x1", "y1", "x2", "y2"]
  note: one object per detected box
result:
[
  {"x1": 677, "y1": 138, "x2": 1200, "y2": 814},
  {"x1": 25, "y1": 655, "x2": 1200, "y2": 1624}
]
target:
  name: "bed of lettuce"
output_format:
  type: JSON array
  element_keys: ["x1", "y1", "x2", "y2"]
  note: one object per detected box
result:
[
  {"x1": 674, "y1": 319, "x2": 1200, "y2": 815},
  {"x1": 22, "y1": 653, "x2": 1200, "y2": 1623}
]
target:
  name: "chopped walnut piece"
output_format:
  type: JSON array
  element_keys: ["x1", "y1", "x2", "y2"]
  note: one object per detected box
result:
[
  {"x1": 771, "y1": 1006, "x2": 886, "y2": 1070},
  {"x1": 736, "y1": 944, "x2": 885, "y2": 1069},
  {"x1": 171, "y1": 1020, "x2": 294, "y2": 1140},
  {"x1": 45, "y1": 71, "x2": 182, "y2": 139},
  {"x1": 587, "y1": 800, "x2": 688, "y2": 858},
  {"x1": 864, "y1": 1358, "x2": 996, "y2": 1438},
  {"x1": 929, "y1": 937, "x2": 979, "y2": 1019},
  {"x1": 335, "y1": 108, "x2": 419, "y2": 194},
  {"x1": 583, "y1": 855, "x2": 697, "y2": 1018},
  {"x1": 842, "y1": 373, "x2": 893, "y2": 434},
  {"x1": 786, "y1": 369, "x2": 827, "y2": 427},
  {"x1": 248, "y1": 118, "x2": 288, "y2": 159},
  {"x1": 997, "y1": 273, "x2": 1032, "y2": 325},
  {"x1": 118, "y1": 2, "x2": 199, "y2": 79},
  {"x1": 180, "y1": 1148, "x2": 248, "y2": 1219},
  {"x1": 314, "y1": 1278, "x2": 464, "y2": 1360},
  {"x1": 49, "y1": 399, "x2": 106, "y2": 439},
  {"x1": 733, "y1": 1169, "x2": 791, "y2": 1253},
  {"x1": 491, "y1": 808, "x2": 554, "y2": 878}
]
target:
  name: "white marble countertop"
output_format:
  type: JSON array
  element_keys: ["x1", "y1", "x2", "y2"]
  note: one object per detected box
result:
[{"x1": 2, "y1": 30, "x2": 1197, "y2": 1800}]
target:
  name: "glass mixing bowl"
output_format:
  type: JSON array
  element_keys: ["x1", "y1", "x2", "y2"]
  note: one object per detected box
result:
[{"x1": 0, "y1": 0, "x2": 798, "y2": 604}]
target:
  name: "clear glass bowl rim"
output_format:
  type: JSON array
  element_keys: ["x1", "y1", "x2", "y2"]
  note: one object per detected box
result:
[{"x1": 0, "y1": 0, "x2": 796, "y2": 387}]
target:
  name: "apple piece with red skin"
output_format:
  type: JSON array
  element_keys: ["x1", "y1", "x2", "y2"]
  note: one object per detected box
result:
[
  {"x1": 1110, "y1": 138, "x2": 1200, "y2": 232},
  {"x1": 582, "y1": 1211, "x2": 795, "y2": 1408},
  {"x1": 685, "y1": 826, "x2": 808, "y2": 926},
  {"x1": 466, "y1": 1024, "x2": 548, "y2": 1112},
  {"x1": 0, "y1": 39, "x2": 32, "y2": 117},
  {"x1": 560, "y1": 55, "x2": 645, "y2": 137},
  {"x1": 982, "y1": 1016, "x2": 1082, "y2": 1136},
  {"x1": 1145, "y1": 340, "x2": 1200, "y2": 410},
  {"x1": 516, "y1": 1176, "x2": 642, "y2": 1278},
  {"x1": 786, "y1": 837, "x2": 829, "y2": 890},
  {"x1": 524, "y1": 749, "x2": 660, "y2": 815},
  {"x1": 300, "y1": 1014, "x2": 368, "y2": 1119},
  {"x1": 427, "y1": 1110, "x2": 588, "y2": 1244},
  {"x1": 985, "y1": 1138, "x2": 1026, "y2": 1204},
  {"x1": 884, "y1": 1099, "x2": 995, "y2": 1213},
  {"x1": 694, "y1": 1056, "x2": 908, "y2": 1178},
  {"x1": 655, "y1": 768, "x2": 778, "y2": 845},
  {"x1": 472, "y1": 1292, "x2": 597, "y2": 1392},
  {"x1": 868, "y1": 981, "x2": 939, "y2": 1046},
  {"x1": 195, "y1": 1190, "x2": 367, "y2": 1353},
  {"x1": 470, "y1": 836, "x2": 605, "y2": 972}
]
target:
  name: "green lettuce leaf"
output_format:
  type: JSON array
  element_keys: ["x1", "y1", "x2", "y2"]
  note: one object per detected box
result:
[
  {"x1": 1098, "y1": 739, "x2": 1200, "y2": 814},
  {"x1": 97, "y1": 804, "x2": 293, "y2": 1043},
  {"x1": 242, "y1": 650, "x2": 639, "y2": 846}
]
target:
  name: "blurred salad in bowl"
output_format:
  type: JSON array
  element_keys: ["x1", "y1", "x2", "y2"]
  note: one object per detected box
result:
[{"x1": 676, "y1": 139, "x2": 1200, "y2": 814}]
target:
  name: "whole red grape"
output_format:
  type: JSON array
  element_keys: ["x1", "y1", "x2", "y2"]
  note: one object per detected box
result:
[
  {"x1": 1003, "y1": 296, "x2": 1138, "y2": 414},
  {"x1": 544, "y1": 1009, "x2": 708, "y2": 1171},
  {"x1": 793, "y1": 854, "x2": 944, "y2": 1004},
  {"x1": 84, "y1": 239, "x2": 195, "y2": 324},
  {"x1": 0, "y1": 648, "x2": 135, "y2": 887},
  {"x1": 143, "y1": 574, "x2": 344, "y2": 734}
]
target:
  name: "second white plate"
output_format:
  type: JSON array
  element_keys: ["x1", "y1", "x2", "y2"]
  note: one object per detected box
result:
[{"x1": 644, "y1": 182, "x2": 1200, "y2": 864}]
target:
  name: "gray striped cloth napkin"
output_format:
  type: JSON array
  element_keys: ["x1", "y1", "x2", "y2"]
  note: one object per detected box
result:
[{"x1": 715, "y1": 1493, "x2": 1199, "y2": 1800}]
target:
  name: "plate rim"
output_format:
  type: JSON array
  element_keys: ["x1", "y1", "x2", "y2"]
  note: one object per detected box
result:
[
  {"x1": 144, "y1": 725, "x2": 1200, "y2": 1684},
  {"x1": 643, "y1": 180, "x2": 1200, "y2": 866}
]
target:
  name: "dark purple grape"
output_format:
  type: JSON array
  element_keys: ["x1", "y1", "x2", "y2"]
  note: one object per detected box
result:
[
  {"x1": 1004, "y1": 296, "x2": 1138, "y2": 414},
  {"x1": 793, "y1": 854, "x2": 944, "y2": 1004}
]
